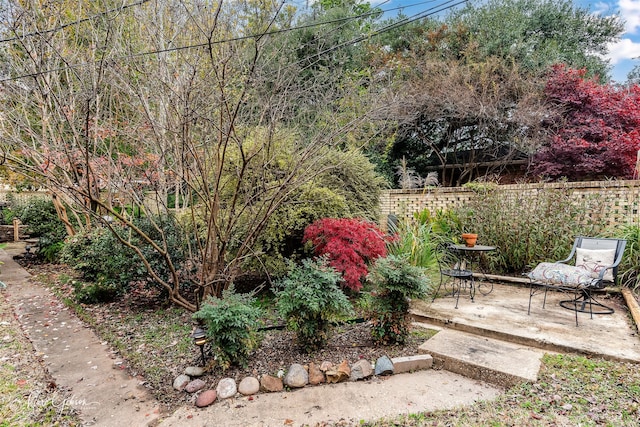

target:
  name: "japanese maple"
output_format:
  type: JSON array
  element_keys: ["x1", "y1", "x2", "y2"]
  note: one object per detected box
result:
[
  {"x1": 532, "y1": 65, "x2": 640, "y2": 180},
  {"x1": 303, "y1": 218, "x2": 390, "y2": 291}
]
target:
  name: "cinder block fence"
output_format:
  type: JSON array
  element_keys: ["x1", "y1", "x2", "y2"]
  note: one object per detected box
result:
[{"x1": 379, "y1": 180, "x2": 640, "y2": 232}]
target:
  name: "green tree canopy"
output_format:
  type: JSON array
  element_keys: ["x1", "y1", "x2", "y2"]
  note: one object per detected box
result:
[{"x1": 367, "y1": 0, "x2": 624, "y2": 186}]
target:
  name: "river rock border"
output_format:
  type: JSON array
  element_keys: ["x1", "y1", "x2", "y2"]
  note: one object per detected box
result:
[{"x1": 173, "y1": 354, "x2": 433, "y2": 408}]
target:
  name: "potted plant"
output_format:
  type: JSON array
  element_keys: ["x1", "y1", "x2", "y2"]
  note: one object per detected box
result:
[{"x1": 461, "y1": 233, "x2": 478, "y2": 247}]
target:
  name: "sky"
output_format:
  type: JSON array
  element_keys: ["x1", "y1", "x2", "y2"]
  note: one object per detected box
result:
[
  {"x1": 378, "y1": 0, "x2": 640, "y2": 82},
  {"x1": 580, "y1": 0, "x2": 640, "y2": 82}
]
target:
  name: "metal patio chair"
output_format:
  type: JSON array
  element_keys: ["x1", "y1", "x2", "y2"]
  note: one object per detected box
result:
[
  {"x1": 526, "y1": 236, "x2": 626, "y2": 326},
  {"x1": 433, "y1": 242, "x2": 474, "y2": 309}
]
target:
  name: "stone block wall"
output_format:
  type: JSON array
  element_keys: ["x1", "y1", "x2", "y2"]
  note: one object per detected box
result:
[{"x1": 379, "y1": 180, "x2": 640, "y2": 232}]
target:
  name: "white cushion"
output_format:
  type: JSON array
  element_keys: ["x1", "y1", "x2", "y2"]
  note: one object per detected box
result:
[
  {"x1": 575, "y1": 248, "x2": 616, "y2": 282},
  {"x1": 527, "y1": 262, "x2": 596, "y2": 288}
]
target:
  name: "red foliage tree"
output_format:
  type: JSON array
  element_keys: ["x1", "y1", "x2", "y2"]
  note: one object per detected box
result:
[
  {"x1": 303, "y1": 218, "x2": 390, "y2": 291},
  {"x1": 531, "y1": 65, "x2": 640, "y2": 180}
]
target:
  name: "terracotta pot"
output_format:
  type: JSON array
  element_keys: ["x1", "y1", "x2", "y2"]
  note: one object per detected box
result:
[{"x1": 461, "y1": 233, "x2": 478, "y2": 247}]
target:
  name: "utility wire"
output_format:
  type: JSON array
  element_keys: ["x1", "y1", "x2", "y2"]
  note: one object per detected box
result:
[
  {"x1": 287, "y1": 0, "x2": 466, "y2": 78},
  {"x1": 0, "y1": 0, "x2": 464, "y2": 83},
  {"x1": 0, "y1": 0, "x2": 151, "y2": 43},
  {"x1": 0, "y1": 0, "x2": 439, "y2": 45}
]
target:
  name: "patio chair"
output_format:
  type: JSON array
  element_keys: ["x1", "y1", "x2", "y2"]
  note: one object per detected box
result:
[
  {"x1": 433, "y1": 242, "x2": 474, "y2": 309},
  {"x1": 526, "y1": 236, "x2": 626, "y2": 326}
]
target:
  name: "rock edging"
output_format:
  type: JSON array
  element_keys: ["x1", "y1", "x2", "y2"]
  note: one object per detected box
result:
[{"x1": 174, "y1": 354, "x2": 433, "y2": 408}]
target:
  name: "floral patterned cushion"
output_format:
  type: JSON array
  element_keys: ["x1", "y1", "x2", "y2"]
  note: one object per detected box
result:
[
  {"x1": 575, "y1": 248, "x2": 615, "y2": 282},
  {"x1": 527, "y1": 262, "x2": 597, "y2": 289}
]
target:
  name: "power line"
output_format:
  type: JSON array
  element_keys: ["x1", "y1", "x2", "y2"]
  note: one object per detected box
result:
[
  {"x1": 289, "y1": 0, "x2": 466, "y2": 75},
  {"x1": 0, "y1": 0, "x2": 437, "y2": 46},
  {"x1": 0, "y1": 0, "x2": 151, "y2": 43},
  {"x1": 0, "y1": 0, "x2": 464, "y2": 83}
]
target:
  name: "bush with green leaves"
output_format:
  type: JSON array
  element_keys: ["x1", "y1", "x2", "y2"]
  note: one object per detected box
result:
[
  {"x1": 387, "y1": 218, "x2": 438, "y2": 270},
  {"x1": 60, "y1": 227, "x2": 140, "y2": 301},
  {"x1": 7, "y1": 197, "x2": 68, "y2": 261},
  {"x1": 366, "y1": 255, "x2": 429, "y2": 345},
  {"x1": 240, "y1": 147, "x2": 386, "y2": 280},
  {"x1": 71, "y1": 279, "x2": 121, "y2": 304},
  {"x1": 615, "y1": 223, "x2": 640, "y2": 291},
  {"x1": 453, "y1": 184, "x2": 606, "y2": 274},
  {"x1": 275, "y1": 257, "x2": 354, "y2": 352},
  {"x1": 60, "y1": 215, "x2": 190, "y2": 302},
  {"x1": 413, "y1": 208, "x2": 463, "y2": 242},
  {"x1": 192, "y1": 287, "x2": 265, "y2": 369}
]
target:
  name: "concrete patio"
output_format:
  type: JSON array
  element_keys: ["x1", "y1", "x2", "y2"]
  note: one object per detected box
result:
[{"x1": 411, "y1": 279, "x2": 640, "y2": 363}]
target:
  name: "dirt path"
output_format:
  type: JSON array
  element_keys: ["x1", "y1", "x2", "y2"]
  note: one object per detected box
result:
[{"x1": 1, "y1": 244, "x2": 164, "y2": 426}]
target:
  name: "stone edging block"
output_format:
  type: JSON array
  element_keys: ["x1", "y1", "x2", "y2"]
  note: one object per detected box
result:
[{"x1": 391, "y1": 354, "x2": 433, "y2": 374}]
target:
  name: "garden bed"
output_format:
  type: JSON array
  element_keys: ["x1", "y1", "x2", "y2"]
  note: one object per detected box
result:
[{"x1": 21, "y1": 261, "x2": 434, "y2": 412}]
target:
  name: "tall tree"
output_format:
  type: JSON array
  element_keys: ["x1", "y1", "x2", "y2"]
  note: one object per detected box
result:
[
  {"x1": 448, "y1": 0, "x2": 623, "y2": 80},
  {"x1": 367, "y1": 0, "x2": 624, "y2": 186},
  {"x1": 0, "y1": 0, "x2": 387, "y2": 311}
]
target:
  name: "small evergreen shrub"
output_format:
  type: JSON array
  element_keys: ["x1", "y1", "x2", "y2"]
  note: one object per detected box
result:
[
  {"x1": 9, "y1": 197, "x2": 68, "y2": 261},
  {"x1": 275, "y1": 257, "x2": 354, "y2": 352},
  {"x1": 303, "y1": 218, "x2": 390, "y2": 291},
  {"x1": 367, "y1": 255, "x2": 429, "y2": 345},
  {"x1": 60, "y1": 215, "x2": 190, "y2": 301},
  {"x1": 60, "y1": 227, "x2": 140, "y2": 290},
  {"x1": 192, "y1": 287, "x2": 265, "y2": 369}
]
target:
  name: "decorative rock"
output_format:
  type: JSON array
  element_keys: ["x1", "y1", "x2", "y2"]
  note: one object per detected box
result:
[
  {"x1": 319, "y1": 361, "x2": 333, "y2": 372},
  {"x1": 185, "y1": 378, "x2": 206, "y2": 393},
  {"x1": 326, "y1": 360, "x2": 350, "y2": 384},
  {"x1": 337, "y1": 360, "x2": 350, "y2": 377},
  {"x1": 326, "y1": 369, "x2": 346, "y2": 383},
  {"x1": 195, "y1": 390, "x2": 217, "y2": 407},
  {"x1": 350, "y1": 359, "x2": 374, "y2": 381},
  {"x1": 284, "y1": 363, "x2": 308, "y2": 388},
  {"x1": 173, "y1": 374, "x2": 190, "y2": 391},
  {"x1": 375, "y1": 355, "x2": 395, "y2": 376},
  {"x1": 185, "y1": 366, "x2": 205, "y2": 377},
  {"x1": 308, "y1": 362, "x2": 325, "y2": 385},
  {"x1": 238, "y1": 376, "x2": 260, "y2": 395},
  {"x1": 260, "y1": 375, "x2": 284, "y2": 392},
  {"x1": 216, "y1": 378, "x2": 237, "y2": 399}
]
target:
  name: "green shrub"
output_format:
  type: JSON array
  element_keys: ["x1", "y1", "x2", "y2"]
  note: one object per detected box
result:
[
  {"x1": 15, "y1": 198, "x2": 66, "y2": 240},
  {"x1": 387, "y1": 219, "x2": 438, "y2": 269},
  {"x1": 60, "y1": 227, "x2": 140, "y2": 289},
  {"x1": 367, "y1": 255, "x2": 429, "y2": 345},
  {"x1": 192, "y1": 287, "x2": 265, "y2": 369},
  {"x1": 275, "y1": 257, "x2": 354, "y2": 352},
  {"x1": 240, "y1": 148, "x2": 386, "y2": 281},
  {"x1": 616, "y1": 224, "x2": 640, "y2": 291},
  {"x1": 414, "y1": 207, "x2": 463, "y2": 242},
  {"x1": 60, "y1": 215, "x2": 190, "y2": 300},
  {"x1": 8, "y1": 197, "x2": 68, "y2": 261}
]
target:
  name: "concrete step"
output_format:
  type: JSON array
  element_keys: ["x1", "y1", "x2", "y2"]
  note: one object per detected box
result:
[{"x1": 418, "y1": 328, "x2": 546, "y2": 388}]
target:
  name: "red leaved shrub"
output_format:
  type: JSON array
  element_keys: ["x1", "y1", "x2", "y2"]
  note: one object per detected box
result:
[{"x1": 303, "y1": 218, "x2": 390, "y2": 291}]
